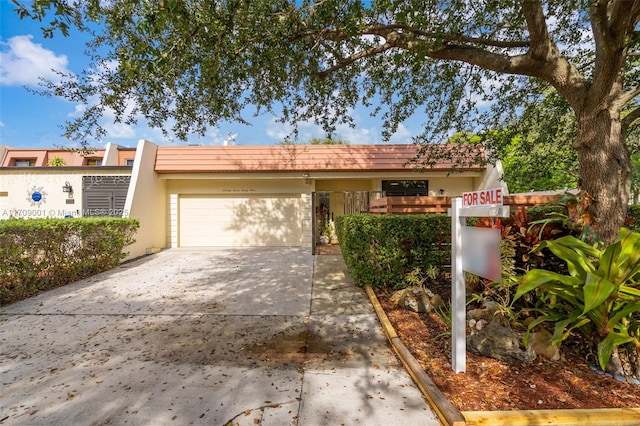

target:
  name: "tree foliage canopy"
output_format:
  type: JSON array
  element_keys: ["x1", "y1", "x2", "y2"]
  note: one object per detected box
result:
[
  {"x1": 489, "y1": 93, "x2": 580, "y2": 193},
  {"x1": 15, "y1": 0, "x2": 639, "y2": 144},
  {"x1": 13, "y1": 0, "x2": 640, "y2": 242}
]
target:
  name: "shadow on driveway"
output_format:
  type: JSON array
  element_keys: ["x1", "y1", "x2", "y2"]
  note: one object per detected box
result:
[{"x1": 0, "y1": 248, "x2": 439, "y2": 425}]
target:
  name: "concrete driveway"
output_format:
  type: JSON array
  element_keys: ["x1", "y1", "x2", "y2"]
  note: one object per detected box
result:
[{"x1": 0, "y1": 248, "x2": 440, "y2": 425}]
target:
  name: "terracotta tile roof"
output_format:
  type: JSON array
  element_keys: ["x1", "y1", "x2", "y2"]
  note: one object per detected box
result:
[
  {"x1": 0, "y1": 148, "x2": 105, "y2": 167},
  {"x1": 154, "y1": 144, "x2": 485, "y2": 174}
]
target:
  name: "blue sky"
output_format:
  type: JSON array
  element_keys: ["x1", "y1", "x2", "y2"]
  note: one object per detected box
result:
[{"x1": 0, "y1": 1, "x2": 416, "y2": 149}]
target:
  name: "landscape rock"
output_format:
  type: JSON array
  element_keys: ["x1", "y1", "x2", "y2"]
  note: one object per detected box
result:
[
  {"x1": 390, "y1": 287, "x2": 444, "y2": 313},
  {"x1": 528, "y1": 329, "x2": 560, "y2": 361},
  {"x1": 467, "y1": 301, "x2": 500, "y2": 323},
  {"x1": 467, "y1": 320, "x2": 535, "y2": 364},
  {"x1": 474, "y1": 319, "x2": 489, "y2": 331}
]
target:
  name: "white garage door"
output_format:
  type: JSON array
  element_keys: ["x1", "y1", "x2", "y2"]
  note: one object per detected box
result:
[{"x1": 179, "y1": 194, "x2": 302, "y2": 247}]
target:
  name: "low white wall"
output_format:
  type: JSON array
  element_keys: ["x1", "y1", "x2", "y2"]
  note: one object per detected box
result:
[
  {"x1": 123, "y1": 140, "x2": 167, "y2": 259},
  {"x1": 476, "y1": 160, "x2": 509, "y2": 194},
  {"x1": 0, "y1": 168, "x2": 129, "y2": 220},
  {"x1": 102, "y1": 142, "x2": 120, "y2": 166},
  {"x1": 0, "y1": 145, "x2": 8, "y2": 164}
]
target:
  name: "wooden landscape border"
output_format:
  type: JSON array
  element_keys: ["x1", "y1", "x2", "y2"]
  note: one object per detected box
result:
[{"x1": 364, "y1": 285, "x2": 640, "y2": 426}]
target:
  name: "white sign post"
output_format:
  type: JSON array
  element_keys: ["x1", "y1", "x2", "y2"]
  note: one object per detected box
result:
[{"x1": 449, "y1": 188, "x2": 510, "y2": 373}]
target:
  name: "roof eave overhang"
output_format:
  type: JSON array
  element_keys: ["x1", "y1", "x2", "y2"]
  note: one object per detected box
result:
[{"x1": 156, "y1": 169, "x2": 485, "y2": 180}]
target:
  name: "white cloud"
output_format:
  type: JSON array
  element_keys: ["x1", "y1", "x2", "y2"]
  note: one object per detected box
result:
[
  {"x1": 265, "y1": 120, "x2": 294, "y2": 141},
  {"x1": 265, "y1": 118, "x2": 326, "y2": 142},
  {"x1": 389, "y1": 123, "x2": 412, "y2": 144},
  {"x1": 0, "y1": 35, "x2": 72, "y2": 86},
  {"x1": 335, "y1": 122, "x2": 378, "y2": 145},
  {"x1": 101, "y1": 120, "x2": 136, "y2": 139}
]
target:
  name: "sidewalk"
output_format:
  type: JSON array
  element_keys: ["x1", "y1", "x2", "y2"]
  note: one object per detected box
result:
[{"x1": 0, "y1": 248, "x2": 440, "y2": 425}]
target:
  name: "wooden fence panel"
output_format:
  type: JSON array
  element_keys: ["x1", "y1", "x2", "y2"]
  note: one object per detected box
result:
[{"x1": 369, "y1": 195, "x2": 560, "y2": 215}]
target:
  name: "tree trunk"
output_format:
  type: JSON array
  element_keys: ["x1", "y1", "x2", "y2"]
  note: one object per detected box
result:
[{"x1": 574, "y1": 108, "x2": 632, "y2": 244}]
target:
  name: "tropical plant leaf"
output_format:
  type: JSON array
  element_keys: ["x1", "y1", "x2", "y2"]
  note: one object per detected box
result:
[
  {"x1": 550, "y1": 234, "x2": 601, "y2": 257},
  {"x1": 582, "y1": 273, "x2": 616, "y2": 315},
  {"x1": 521, "y1": 228, "x2": 640, "y2": 373},
  {"x1": 597, "y1": 332, "x2": 636, "y2": 371},
  {"x1": 515, "y1": 269, "x2": 581, "y2": 301},
  {"x1": 612, "y1": 228, "x2": 640, "y2": 282},
  {"x1": 618, "y1": 285, "x2": 640, "y2": 298},
  {"x1": 606, "y1": 302, "x2": 640, "y2": 330},
  {"x1": 522, "y1": 313, "x2": 563, "y2": 347},
  {"x1": 551, "y1": 312, "x2": 590, "y2": 345},
  {"x1": 542, "y1": 238, "x2": 598, "y2": 278},
  {"x1": 597, "y1": 240, "x2": 621, "y2": 282}
]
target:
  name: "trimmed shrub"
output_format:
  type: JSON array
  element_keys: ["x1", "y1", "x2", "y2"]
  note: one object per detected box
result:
[
  {"x1": 0, "y1": 218, "x2": 139, "y2": 305},
  {"x1": 335, "y1": 214, "x2": 450, "y2": 288},
  {"x1": 335, "y1": 201, "x2": 639, "y2": 290}
]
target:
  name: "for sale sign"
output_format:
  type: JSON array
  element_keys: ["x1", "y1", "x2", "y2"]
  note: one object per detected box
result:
[
  {"x1": 448, "y1": 192, "x2": 510, "y2": 373},
  {"x1": 462, "y1": 188, "x2": 503, "y2": 208}
]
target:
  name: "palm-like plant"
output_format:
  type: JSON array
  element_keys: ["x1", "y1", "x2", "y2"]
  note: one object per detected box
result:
[{"x1": 515, "y1": 228, "x2": 640, "y2": 377}]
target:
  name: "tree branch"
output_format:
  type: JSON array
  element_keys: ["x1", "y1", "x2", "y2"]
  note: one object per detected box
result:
[
  {"x1": 300, "y1": 25, "x2": 529, "y2": 49},
  {"x1": 428, "y1": 44, "x2": 537, "y2": 76},
  {"x1": 314, "y1": 29, "x2": 537, "y2": 80},
  {"x1": 588, "y1": 0, "x2": 638, "y2": 111},
  {"x1": 609, "y1": 0, "x2": 640, "y2": 36},
  {"x1": 622, "y1": 105, "x2": 640, "y2": 133},
  {"x1": 310, "y1": 2, "x2": 588, "y2": 102},
  {"x1": 619, "y1": 86, "x2": 640, "y2": 108},
  {"x1": 363, "y1": 24, "x2": 530, "y2": 49},
  {"x1": 316, "y1": 41, "x2": 396, "y2": 77},
  {"x1": 521, "y1": 0, "x2": 552, "y2": 61}
]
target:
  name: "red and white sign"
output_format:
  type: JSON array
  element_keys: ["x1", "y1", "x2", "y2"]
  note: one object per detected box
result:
[{"x1": 462, "y1": 188, "x2": 503, "y2": 208}]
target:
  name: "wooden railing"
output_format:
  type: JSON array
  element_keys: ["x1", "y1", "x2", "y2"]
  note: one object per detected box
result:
[{"x1": 369, "y1": 195, "x2": 561, "y2": 215}]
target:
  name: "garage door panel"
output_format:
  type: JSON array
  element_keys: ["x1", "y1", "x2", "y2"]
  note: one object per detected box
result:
[{"x1": 179, "y1": 195, "x2": 301, "y2": 247}]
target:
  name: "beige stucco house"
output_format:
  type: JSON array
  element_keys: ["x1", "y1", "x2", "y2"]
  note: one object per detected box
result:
[{"x1": 0, "y1": 140, "x2": 506, "y2": 259}]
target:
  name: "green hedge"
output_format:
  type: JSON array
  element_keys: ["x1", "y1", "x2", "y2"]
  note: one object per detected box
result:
[
  {"x1": 335, "y1": 214, "x2": 450, "y2": 288},
  {"x1": 0, "y1": 218, "x2": 139, "y2": 305},
  {"x1": 336, "y1": 204, "x2": 640, "y2": 289}
]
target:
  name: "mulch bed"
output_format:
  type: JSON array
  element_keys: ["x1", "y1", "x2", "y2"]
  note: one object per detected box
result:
[{"x1": 374, "y1": 287, "x2": 640, "y2": 412}]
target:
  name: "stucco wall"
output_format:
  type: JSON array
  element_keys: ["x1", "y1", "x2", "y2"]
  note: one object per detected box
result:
[
  {"x1": 424, "y1": 176, "x2": 478, "y2": 197},
  {"x1": 314, "y1": 175, "x2": 479, "y2": 197},
  {"x1": 0, "y1": 145, "x2": 7, "y2": 165},
  {"x1": 102, "y1": 143, "x2": 120, "y2": 166},
  {"x1": 315, "y1": 179, "x2": 378, "y2": 192},
  {"x1": 165, "y1": 178, "x2": 311, "y2": 195},
  {"x1": 475, "y1": 161, "x2": 509, "y2": 194}
]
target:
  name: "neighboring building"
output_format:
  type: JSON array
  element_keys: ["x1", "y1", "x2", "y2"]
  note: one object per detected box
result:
[
  {"x1": 0, "y1": 147, "x2": 106, "y2": 167},
  {"x1": 1, "y1": 140, "x2": 507, "y2": 259}
]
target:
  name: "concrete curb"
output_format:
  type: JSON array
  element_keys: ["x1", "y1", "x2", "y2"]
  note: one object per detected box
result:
[{"x1": 363, "y1": 285, "x2": 640, "y2": 426}]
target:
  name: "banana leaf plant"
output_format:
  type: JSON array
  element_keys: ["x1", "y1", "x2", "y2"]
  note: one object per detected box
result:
[{"x1": 514, "y1": 228, "x2": 640, "y2": 374}]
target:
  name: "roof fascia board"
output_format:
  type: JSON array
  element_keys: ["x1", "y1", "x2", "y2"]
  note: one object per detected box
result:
[
  {"x1": 157, "y1": 171, "x2": 484, "y2": 180},
  {"x1": 0, "y1": 166, "x2": 132, "y2": 173}
]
